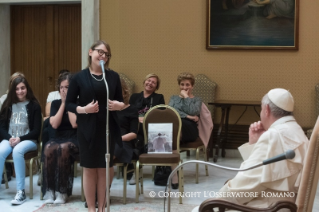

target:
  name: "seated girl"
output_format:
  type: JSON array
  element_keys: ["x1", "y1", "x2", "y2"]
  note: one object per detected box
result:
[
  {"x1": 42, "y1": 72, "x2": 79, "y2": 204},
  {"x1": 0, "y1": 76, "x2": 42, "y2": 205}
]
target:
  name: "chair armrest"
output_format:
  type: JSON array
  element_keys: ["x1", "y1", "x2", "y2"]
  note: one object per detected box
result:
[{"x1": 199, "y1": 199, "x2": 297, "y2": 212}]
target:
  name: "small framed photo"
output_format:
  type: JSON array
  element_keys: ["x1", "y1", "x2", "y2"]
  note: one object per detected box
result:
[{"x1": 147, "y1": 123, "x2": 173, "y2": 154}]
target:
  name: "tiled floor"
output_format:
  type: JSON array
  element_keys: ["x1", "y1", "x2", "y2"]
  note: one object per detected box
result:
[{"x1": 1, "y1": 150, "x2": 319, "y2": 212}]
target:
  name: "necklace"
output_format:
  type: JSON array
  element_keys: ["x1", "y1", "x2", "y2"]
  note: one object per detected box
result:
[{"x1": 89, "y1": 69, "x2": 103, "y2": 81}]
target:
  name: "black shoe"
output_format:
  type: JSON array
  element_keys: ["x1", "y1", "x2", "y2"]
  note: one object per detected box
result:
[
  {"x1": 171, "y1": 183, "x2": 179, "y2": 189},
  {"x1": 84, "y1": 201, "x2": 98, "y2": 208},
  {"x1": 1, "y1": 175, "x2": 11, "y2": 184},
  {"x1": 84, "y1": 200, "x2": 110, "y2": 208}
]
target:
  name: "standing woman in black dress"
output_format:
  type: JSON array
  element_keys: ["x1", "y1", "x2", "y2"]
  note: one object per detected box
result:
[{"x1": 66, "y1": 40, "x2": 124, "y2": 212}]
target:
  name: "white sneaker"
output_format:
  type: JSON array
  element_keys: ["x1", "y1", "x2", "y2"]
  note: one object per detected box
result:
[
  {"x1": 129, "y1": 173, "x2": 136, "y2": 185},
  {"x1": 45, "y1": 190, "x2": 55, "y2": 204},
  {"x1": 129, "y1": 173, "x2": 141, "y2": 185},
  {"x1": 11, "y1": 190, "x2": 26, "y2": 205},
  {"x1": 54, "y1": 192, "x2": 67, "y2": 204}
]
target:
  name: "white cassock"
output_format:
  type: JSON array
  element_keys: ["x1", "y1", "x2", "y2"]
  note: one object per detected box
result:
[
  {"x1": 192, "y1": 116, "x2": 308, "y2": 212},
  {"x1": 153, "y1": 136, "x2": 167, "y2": 152}
]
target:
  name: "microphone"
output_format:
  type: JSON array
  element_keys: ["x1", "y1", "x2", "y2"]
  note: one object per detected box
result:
[
  {"x1": 99, "y1": 60, "x2": 106, "y2": 74},
  {"x1": 263, "y1": 149, "x2": 295, "y2": 165}
]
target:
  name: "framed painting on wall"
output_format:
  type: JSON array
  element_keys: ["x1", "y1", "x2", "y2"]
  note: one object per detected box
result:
[{"x1": 206, "y1": 0, "x2": 299, "y2": 50}]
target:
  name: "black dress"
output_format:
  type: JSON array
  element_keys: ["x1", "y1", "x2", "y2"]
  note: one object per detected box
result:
[
  {"x1": 66, "y1": 68, "x2": 123, "y2": 168},
  {"x1": 114, "y1": 105, "x2": 138, "y2": 163},
  {"x1": 42, "y1": 99, "x2": 79, "y2": 196},
  {"x1": 79, "y1": 73, "x2": 115, "y2": 168}
]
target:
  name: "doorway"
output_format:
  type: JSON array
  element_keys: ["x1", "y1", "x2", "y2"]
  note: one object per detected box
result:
[{"x1": 10, "y1": 4, "x2": 81, "y2": 111}]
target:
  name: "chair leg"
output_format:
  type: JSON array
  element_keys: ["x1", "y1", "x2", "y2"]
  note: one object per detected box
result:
[
  {"x1": 137, "y1": 162, "x2": 144, "y2": 195},
  {"x1": 30, "y1": 158, "x2": 34, "y2": 199},
  {"x1": 187, "y1": 150, "x2": 190, "y2": 156},
  {"x1": 116, "y1": 166, "x2": 121, "y2": 179},
  {"x1": 178, "y1": 162, "x2": 183, "y2": 204},
  {"x1": 123, "y1": 164, "x2": 127, "y2": 204},
  {"x1": 204, "y1": 147, "x2": 209, "y2": 176},
  {"x1": 81, "y1": 167, "x2": 85, "y2": 202},
  {"x1": 196, "y1": 148, "x2": 200, "y2": 184},
  {"x1": 40, "y1": 163, "x2": 43, "y2": 200},
  {"x1": 74, "y1": 161, "x2": 77, "y2": 178},
  {"x1": 151, "y1": 165, "x2": 155, "y2": 181},
  {"x1": 133, "y1": 161, "x2": 139, "y2": 203},
  {"x1": 181, "y1": 160, "x2": 184, "y2": 193},
  {"x1": 3, "y1": 165, "x2": 9, "y2": 189}
]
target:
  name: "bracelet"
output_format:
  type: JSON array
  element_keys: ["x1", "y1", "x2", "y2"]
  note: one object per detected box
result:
[{"x1": 83, "y1": 107, "x2": 88, "y2": 114}]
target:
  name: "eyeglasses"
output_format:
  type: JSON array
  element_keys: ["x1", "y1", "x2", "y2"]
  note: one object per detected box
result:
[{"x1": 93, "y1": 49, "x2": 111, "y2": 58}]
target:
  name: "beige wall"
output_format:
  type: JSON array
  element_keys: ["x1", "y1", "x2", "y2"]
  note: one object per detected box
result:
[{"x1": 100, "y1": 0, "x2": 319, "y2": 128}]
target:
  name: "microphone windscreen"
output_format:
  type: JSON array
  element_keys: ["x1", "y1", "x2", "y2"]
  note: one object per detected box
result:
[
  {"x1": 262, "y1": 150, "x2": 295, "y2": 166},
  {"x1": 285, "y1": 150, "x2": 295, "y2": 159},
  {"x1": 99, "y1": 60, "x2": 105, "y2": 66},
  {"x1": 100, "y1": 60, "x2": 106, "y2": 73}
]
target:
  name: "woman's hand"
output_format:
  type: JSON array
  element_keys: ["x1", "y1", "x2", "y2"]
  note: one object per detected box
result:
[
  {"x1": 60, "y1": 91, "x2": 67, "y2": 103},
  {"x1": 9, "y1": 137, "x2": 20, "y2": 147},
  {"x1": 108, "y1": 100, "x2": 125, "y2": 111},
  {"x1": 84, "y1": 100, "x2": 99, "y2": 113},
  {"x1": 138, "y1": 117, "x2": 144, "y2": 123},
  {"x1": 187, "y1": 115, "x2": 199, "y2": 122},
  {"x1": 180, "y1": 90, "x2": 189, "y2": 98}
]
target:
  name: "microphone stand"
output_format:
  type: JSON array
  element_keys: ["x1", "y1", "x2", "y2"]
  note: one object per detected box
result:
[
  {"x1": 100, "y1": 60, "x2": 110, "y2": 212},
  {"x1": 166, "y1": 160, "x2": 263, "y2": 212}
]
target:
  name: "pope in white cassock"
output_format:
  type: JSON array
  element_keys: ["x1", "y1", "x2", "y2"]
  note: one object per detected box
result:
[{"x1": 193, "y1": 88, "x2": 309, "y2": 212}]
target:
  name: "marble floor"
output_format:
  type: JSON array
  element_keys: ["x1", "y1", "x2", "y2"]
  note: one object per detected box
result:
[{"x1": 1, "y1": 150, "x2": 319, "y2": 212}]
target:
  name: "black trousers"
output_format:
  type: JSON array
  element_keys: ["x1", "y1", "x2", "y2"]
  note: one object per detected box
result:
[{"x1": 181, "y1": 118, "x2": 199, "y2": 144}]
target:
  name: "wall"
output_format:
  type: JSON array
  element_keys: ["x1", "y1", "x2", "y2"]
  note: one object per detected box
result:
[
  {"x1": 100, "y1": 0, "x2": 319, "y2": 128},
  {"x1": 0, "y1": 5, "x2": 10, "y2": 95}
]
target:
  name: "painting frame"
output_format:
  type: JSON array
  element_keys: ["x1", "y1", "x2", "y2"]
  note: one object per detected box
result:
[{"x1": 206, "y1": 0, "x2": 299, "y2": 50}]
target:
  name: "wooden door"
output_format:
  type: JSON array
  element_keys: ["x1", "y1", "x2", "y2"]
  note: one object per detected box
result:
[{"x1": 10, "y1": 4, "x2": 81, "y2": 111}]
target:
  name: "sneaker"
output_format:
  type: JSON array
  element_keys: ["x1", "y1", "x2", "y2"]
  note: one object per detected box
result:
[
  {"x1": 129, "y1": 173, "x2": 136, "y2": 185},
  {"x1": 45, "y1": 190, "x2": 55, "y2": 204},
  {"x1": 54, "y1": 192, "x2": 67, "y2": 204},
  {"x1": 11, "y1": 190, "x2": 26, "y2": 205},
  {"x1": 129, "y1": 173, "x2": 141, "y2": 185}
]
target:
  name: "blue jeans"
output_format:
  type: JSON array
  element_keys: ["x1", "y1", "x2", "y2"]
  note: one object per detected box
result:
[{"x1": 0, "y1": 139, "x2": 37, "y2": 190}]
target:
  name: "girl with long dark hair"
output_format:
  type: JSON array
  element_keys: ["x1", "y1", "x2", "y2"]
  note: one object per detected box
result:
[{"x1": 0, "y1": 76, "x2": 42, "y2": 205}]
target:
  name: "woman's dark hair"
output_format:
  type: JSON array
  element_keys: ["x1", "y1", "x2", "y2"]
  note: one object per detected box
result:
[
  {"x1": 58, "y1": 69, "x2": 70, "y2": 76},
  {"x1": 0, "y1": 76, "x2": 39, "y2": 120},
  {"x1": 56, "y1": 72, "x2": 72, "y2": 90}
]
